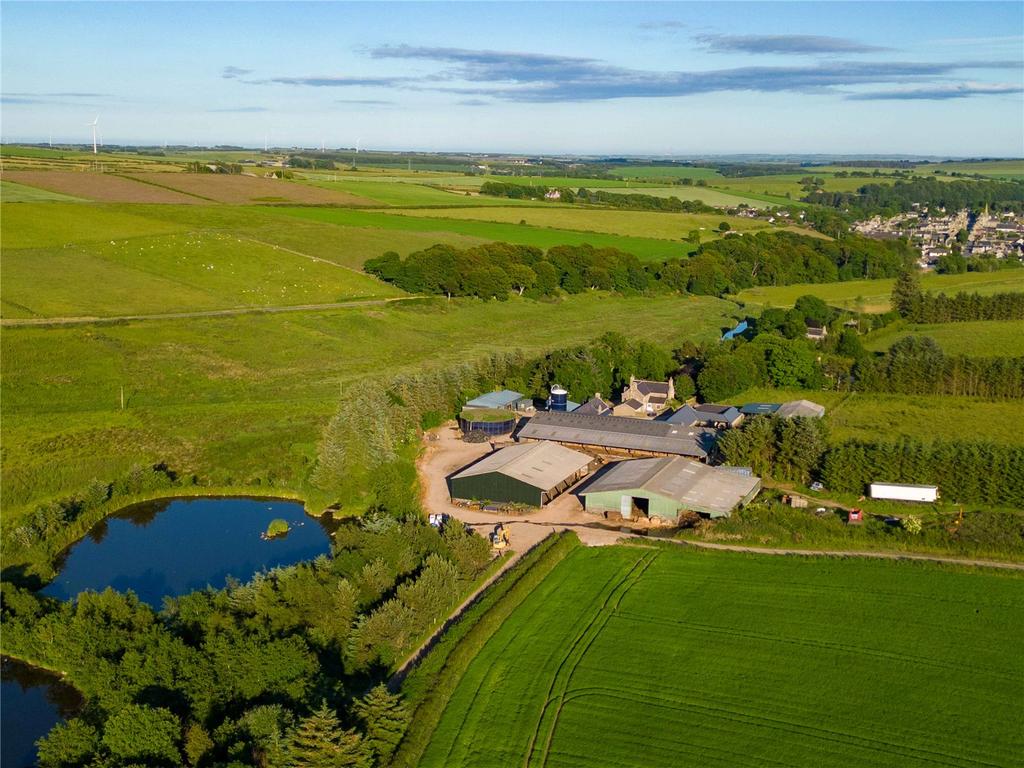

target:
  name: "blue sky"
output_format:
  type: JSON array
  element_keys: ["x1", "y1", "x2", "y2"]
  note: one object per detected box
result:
[{"x1": 2, "y1": 1, "x2": 1022, "y2": 155}]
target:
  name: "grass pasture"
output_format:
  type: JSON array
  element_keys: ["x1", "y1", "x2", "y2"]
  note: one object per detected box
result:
[
  {"x1": 1, "y1": 231, "x2": 401, "y2": 319},
  {"x1": 733, "y1": 387, "x2": 1024, "y2": 447},
  {"x1": 863, "y1": 320, "x2": 1024, "y2": 357},
  {"x1": 1, "y1": 293, "x2": 736, "y2": 516},
  {"x1": 380, "y1": 205, "x2": 769, "y2": 241},
  {"x1": 417, "y1": 542, "x2": 1024, "y2": 768},
  {"x1": 275, "y1": 207, "x2": 697, "y2": 262},
  {"x1": 734, "y1": 270, "x2": 1024, "y2": 312},
  {"x1": 0, "y1": 179, "x2": 84, "y2": 202},
  {"x1": 599, "y1": 186, "x2": 770, "y2": 208}
]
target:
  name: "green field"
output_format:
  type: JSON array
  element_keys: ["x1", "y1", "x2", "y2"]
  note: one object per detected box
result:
[
  {"x1": 864, "y1": 320, "x2": 1024, "y2": 357},
  {"x1": 733, "y1": 387, "x2": 1024, "y2": 446},
  {"x1": 915, "y1": 160, "x2": 1024, "y2": 179},
  {"x1": 599, "y1": 186, "x2": 770, "y2": 208},
  {"x1": 417, "y1": 541, "x2": 1024, "y2": 768},
  {"x1": 734, "y1": 270, "x2": 1024, "y2": 312},
  {"x1": 607, "y1": 166, "x2": 725, "y2": 181},
  {"x1": 0, "y1": 179, "x2": 84, "y2": 202},
  {"x1": 277, "y1": 206, "x2": 697, "y2": 262},
  {"x1": 302, "y1": 178, "x2": 538, "y2": 207},
  {"x1": 2, "y1": 292, "x2": 736, "y2": 516},
  {"x1": 382, "y1": 205, "x2": 771, "y2": 240}
]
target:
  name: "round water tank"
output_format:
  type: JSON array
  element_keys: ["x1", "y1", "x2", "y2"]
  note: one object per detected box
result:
[{"x1": 550, "y1": 386, "x2": 568, "y2": 412}]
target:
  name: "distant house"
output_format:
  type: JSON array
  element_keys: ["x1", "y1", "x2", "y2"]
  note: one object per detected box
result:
[
  {"x1": 776, "y1": 399, "x2": 826, "y2": 419},
  {"x1": 573, "y1": 393, "x2": 613, "y2": 417},
  {"x1": 613, "y1": 376, "x2": 674, "y2": 417},
  {"x1": 664, "y1": 404, "x2": 743, "y2": 429},
  {"x1": 805, "y1": 321, "x2": 828, "y2": 341},
  {"x1": 579, "y1": 456, "x2": 761, "y2": 521},
  {"x1": 544, "y1": 189, "x2": 561, "y2": 200}
]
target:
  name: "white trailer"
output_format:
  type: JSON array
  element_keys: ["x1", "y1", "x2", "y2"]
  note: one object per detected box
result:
[{"x1": 869, "y1": 483, "x2": 939, "y2": 503}]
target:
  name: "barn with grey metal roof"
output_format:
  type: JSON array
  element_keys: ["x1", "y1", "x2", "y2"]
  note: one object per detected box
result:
[
  {"x1": 579, "y1": 456, "x2": 761, "y2": 520},
  {"x1": 448, "y1": 441, "x2": 593, "y2": 507},
  {"x1": 515, "y1": 411, "x2": 716, "y2": 460}
]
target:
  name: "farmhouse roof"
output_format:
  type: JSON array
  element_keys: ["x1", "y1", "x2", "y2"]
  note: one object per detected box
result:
[
  {"x1": 449, "y1": 441, "x2": 591, "y2": 491},
  {"x1": 516, "y1": 411, "x2": 715, "y2": 459},
  {"x1": 466, "y1": 389, "x2": 526, "y2": 409},
  {"x1": 580, "y1": 457, "x2": 761, "y2": 517},
  {"x1": 635, "y1": 379, "x2": 671, "y2": 397},
  {"x1": 776, "y1": 399, "x2": 826, "y2": 419},
  {"x1": 574, "y1": 394, "x2": 612, "y2": 416}
]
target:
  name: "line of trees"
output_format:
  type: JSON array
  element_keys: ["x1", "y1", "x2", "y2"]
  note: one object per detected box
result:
[
  {"x1": 805, "y1": 178, "x2": 1024, "y2": 217},
  {"x1": 479, "y1": 181, "x2": 719, "y2": 213},
  {"x1": 364, "y1": 242, "x2": 652, "y2": 299},
  {"x1": 719, "y1": 418, "x2": 1024, "y2": 508},
  {"x1": 891, "y1": 269, "x2": 1024, "y2": 322},
  {"x1": 822, "y1": 439, "x2": 1024, "y2": 507},
  {"x1": 854, "y1": 336, "x2": 1024, "y2": 399}
]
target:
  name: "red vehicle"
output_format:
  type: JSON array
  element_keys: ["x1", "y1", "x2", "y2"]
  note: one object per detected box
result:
[{"x1": 847, "y1": 508, "x2": 864, "y2": 524}]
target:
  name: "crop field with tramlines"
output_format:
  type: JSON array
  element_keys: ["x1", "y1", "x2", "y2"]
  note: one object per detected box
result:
[{"x1": 416, "y1": 541, "x2": 1024, "y2": 768}]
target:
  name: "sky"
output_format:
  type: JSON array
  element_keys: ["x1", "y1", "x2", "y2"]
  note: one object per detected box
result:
[{"x1": 2, "y1": 1, "x2": 1023, "y2": 156}]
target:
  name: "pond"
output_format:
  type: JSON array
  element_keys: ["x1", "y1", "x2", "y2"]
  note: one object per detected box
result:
[
  {"x1": 42, "y1": 496, "x2": 337, "y2": 607},
  {"x1": 3, "y1": 496, "x2": 336, "y2": 764},
  {"x1": 1, "y1": 657, "x2": 83, "y2": 768}
]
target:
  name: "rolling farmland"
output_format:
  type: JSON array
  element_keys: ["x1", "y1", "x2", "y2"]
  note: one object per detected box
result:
[
  {"x1": 863, "y1": 319, "x2": 1024, "y2": 357},
  {"x1": 732, "y1": 387, "x2": 1024, "y2": 446},
  {"x1": 733, "y1": 270, "x2": 1024, "y2": 312},
  {"x1": 415, "y1": 541, "x2": 1024, "y2": 768}
]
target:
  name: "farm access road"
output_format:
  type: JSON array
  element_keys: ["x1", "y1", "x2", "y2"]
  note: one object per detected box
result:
[{"x1": 0, "y1": 296, "x2": 422, "y2": 327}]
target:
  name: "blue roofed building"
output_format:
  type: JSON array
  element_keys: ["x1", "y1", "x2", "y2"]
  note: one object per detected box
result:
[
  {"x1": 465, "y1": 389, "x2": 532, "y2": 411},
  {"x1": 740, "y1": 402, "x2": 781, "y2": 416}
]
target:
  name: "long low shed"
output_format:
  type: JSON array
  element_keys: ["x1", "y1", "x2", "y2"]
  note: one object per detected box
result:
[
  {"x1": 448, "y1": 441, "x2": 594, "y2": 507},
  {"x1": 516, "y1": 411, "x2": 716, "y2": 460},
  {"x1": 580, "y1": 456, "x2": 761, "y2": 520}
]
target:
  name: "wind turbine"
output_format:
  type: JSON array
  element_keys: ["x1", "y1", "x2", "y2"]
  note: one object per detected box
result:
[{"x1": 87, "y1": 116, "x2": 99, "y2": 154}]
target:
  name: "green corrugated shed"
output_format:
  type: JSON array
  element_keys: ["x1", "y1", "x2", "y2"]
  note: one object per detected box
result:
[{"x1": 450, "y1": 471, "x2": 543, "y2": 506}]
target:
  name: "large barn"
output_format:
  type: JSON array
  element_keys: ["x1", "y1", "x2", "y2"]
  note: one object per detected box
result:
[
  {"x1": 515, "y1": 411, "x2": 716, "y2": 460},
  {"x1": 448, "y1": 441, "x2": 593, "y2": 507},
  {"x1": 579, "y1": 456, "x2": 761, "y2": 520}
]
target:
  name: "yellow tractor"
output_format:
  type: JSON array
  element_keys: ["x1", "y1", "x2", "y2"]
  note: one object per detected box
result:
[{"x1": 490, "y1": 523, "x2": 510, "y2": 551}]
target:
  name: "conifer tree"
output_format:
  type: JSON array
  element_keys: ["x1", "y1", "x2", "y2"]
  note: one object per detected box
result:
[
  {"x1": 353, "y1": 684, "x2": 410, "y2": 763},
  {"x1": 285, "y1": 702, "x2": 370, "y2": 768}
]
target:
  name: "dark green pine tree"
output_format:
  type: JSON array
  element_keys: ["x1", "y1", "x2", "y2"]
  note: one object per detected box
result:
[
  {"x1": 286, "y1": 702, "x2": 370, "y2": 768},
  {"x1": 890, "y1": 267, "x2": 922, "y2": 320},
  {"x1": 352, "y1": 684, "x2": 411, "y2": 763}
]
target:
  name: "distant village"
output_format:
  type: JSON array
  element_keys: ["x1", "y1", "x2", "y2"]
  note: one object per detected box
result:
[{"x1": 854, "y1": 206, "x2": 1024, "y2": 268}]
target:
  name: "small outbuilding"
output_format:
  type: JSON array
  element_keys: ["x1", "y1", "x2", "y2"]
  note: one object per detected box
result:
[
  {"x1": 740, "y1": 402, "x2": 781, "y2": 416},
  {"x1": 448, "y1": 441, "x2": 593, "y2": 507},
  {"x1": 776, "y1": 399, "x2": 826, "y2": 419},
  {"x1": 665, "y1": 404, "x2": 744, "y2": 429},
  {"x1": 465, "y1": 389, "x2": 532, "y2": 411},
  {"x1": 579, "y1": 456, "x2": 761, "y2": 521}
]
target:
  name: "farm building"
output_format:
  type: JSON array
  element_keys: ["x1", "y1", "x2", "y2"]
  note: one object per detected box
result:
[
  {"x1": 573, "y1": 393, "x2": 613, "y2": 416},
  {"x1": 448, "y1": 441, "x2": 593, "y2": 507},
  {"x1": 776, "y1": 399, "x2": 826, "y2": 419},
  {"x1": 664, "y1": 403, "x2": 744, "y2": 429},
  {"x1": 740, "y1": 402, "x2": 781, "y2": 416},
  {"x1": 516, "y1": 411, "x2": 716, "y2": 460},
  {"x1": 465, "y1": 389, "x2": 532, "y2": 411},
  {"x1": 579, "y1": 457, "x2": 761, "y2": 520}
]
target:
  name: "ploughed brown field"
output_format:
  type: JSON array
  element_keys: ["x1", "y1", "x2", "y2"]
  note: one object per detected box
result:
[
  {"x1": 2, "y1": 170, "x2": 203, "y2": 204},
  {"x1": 125, "y1": 173, "x2": 377, "y2": 205}
]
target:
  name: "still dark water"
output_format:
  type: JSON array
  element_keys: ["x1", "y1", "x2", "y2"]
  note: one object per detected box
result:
[
  {"x1": 1, "y1": 658, "x2": 83, "y2": 768},
  {"x1": 42, "y1": 496, "x2": 335, "y2": 606},
  {"x1": 4, "y1": 497, "x2": 335, "y2": 765}
]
